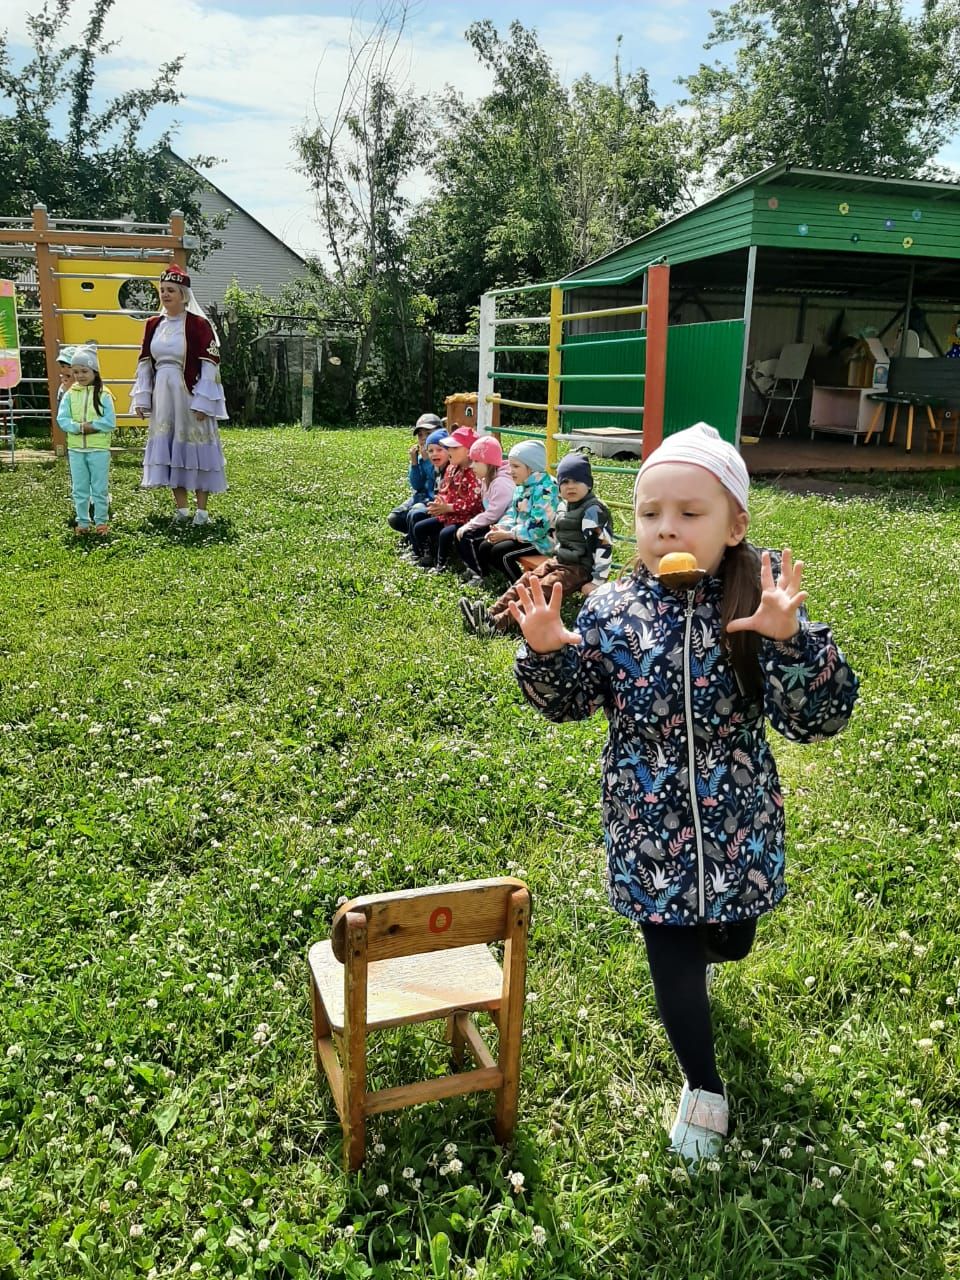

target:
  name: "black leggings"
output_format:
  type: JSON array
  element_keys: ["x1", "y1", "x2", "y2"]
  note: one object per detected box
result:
[
  {"x1": 639, "y1": 919, "x2": 757, "y2": 1095},
  {"x1": 475, "y1": 537, "x2": 539, "y2": 583}
]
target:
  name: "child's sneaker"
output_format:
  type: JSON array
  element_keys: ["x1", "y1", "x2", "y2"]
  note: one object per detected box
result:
[
  {"x1": 460, "y1": 571, "x2": 483, "y2": 587},
  {"x1": 94, "y1": 524, "x2": 110, "y2": 535},
  {"x1": 668, "y1": 1084, "x2": 728, "y2": 1165},
  {"x1": 173, "y1": 508, "x2": 191, "y2": 525},
  {"x1": 74, "y1": 525, "x2": 90, "y2": 536},
  {"x1": 192, "y1": 509, "x2": 210, "y2": 527},
  {"x1": 459, "y1": 597, "x2": 479, "y2": 634}
]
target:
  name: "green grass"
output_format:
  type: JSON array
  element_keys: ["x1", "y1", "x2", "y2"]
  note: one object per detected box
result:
[{"x1": 0, "y1": 428, "x2": 958, "y2": 1279}]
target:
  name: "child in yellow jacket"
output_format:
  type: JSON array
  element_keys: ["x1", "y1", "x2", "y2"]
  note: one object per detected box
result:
[{"x1": 56, "y1": 344, "x2": 115, "y2": 535}]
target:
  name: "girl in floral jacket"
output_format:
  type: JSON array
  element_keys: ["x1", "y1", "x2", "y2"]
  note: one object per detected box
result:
[
  {"x1": 475, "y1": 440, "x2": 560, "y2": 582},
  {"x1": 512, "y1": 423, "x2": 858, "y2": 1164}
]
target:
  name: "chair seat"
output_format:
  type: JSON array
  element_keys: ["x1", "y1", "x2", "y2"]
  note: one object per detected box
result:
[{"x1": 309, "y1": 940, "x2": 504, "y2": 1032}]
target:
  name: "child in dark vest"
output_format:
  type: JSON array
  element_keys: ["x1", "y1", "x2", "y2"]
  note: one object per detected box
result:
[{"x1": 461, "y1": 452, "x2": 613, "y2": 637}]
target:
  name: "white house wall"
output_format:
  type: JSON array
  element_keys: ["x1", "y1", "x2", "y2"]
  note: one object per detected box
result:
[{"x1": 187, "y1": 185, "x2": 308, "y2": 307}]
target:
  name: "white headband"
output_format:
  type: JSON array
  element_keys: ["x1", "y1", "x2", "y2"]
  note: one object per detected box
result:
[{"x1": 635, "y1": 422, "x2": 749, "y2": 511}]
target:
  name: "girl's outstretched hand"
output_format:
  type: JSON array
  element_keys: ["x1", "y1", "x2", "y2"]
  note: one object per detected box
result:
[
  {"x1": 726, "y1": 548, "x2": 807, "y2": 641},
  {"x1": 507, "y1": 577, "x2": 582, "y2": 653}
]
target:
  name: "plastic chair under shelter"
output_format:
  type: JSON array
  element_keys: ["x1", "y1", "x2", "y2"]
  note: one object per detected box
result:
[
  {"x1": 758, "y1": 343, "x2": 813, "y2": 438},
  {"x1": 308, "y1": 877, "x2": 530, "y2": 1171}
]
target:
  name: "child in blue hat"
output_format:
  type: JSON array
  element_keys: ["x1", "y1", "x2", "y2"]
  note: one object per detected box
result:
[{"x1": 388, "y1": 413, "x2": 444, "y2": 548}]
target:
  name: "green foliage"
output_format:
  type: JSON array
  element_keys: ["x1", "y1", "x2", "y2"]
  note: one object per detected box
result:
[
  {"x1": 0, "y1": 0, "x2": 221, "y2": 257},
  {"x1": 0, "y1": 433, "x2": 959, "y2": 1276},
  {"x1": 411, "y1": 23, "x2": 687, "y2": 331},
  {"x1": 207, "y1": 281, "x2": 275, "y2": 423},
  {"x1": 680, "y1": 0, "x2": 960, "y2": 185}
]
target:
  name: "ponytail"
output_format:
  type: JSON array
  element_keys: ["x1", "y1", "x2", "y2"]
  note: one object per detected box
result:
[
  {"x1": 720, "y1": 540, "x2": 763, "y2": 701},
  {"x1": 90, "y1": 371, "x2": 105, "y2": 419}
]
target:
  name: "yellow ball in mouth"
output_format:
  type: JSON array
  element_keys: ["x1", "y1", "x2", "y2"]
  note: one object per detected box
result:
[{"x1": 658, "y1": 552, "x2": 698, "y2": 575}]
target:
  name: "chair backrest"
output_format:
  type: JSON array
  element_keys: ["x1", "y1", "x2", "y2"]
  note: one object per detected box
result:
[
  {"x1": 331, "y1": 877, "x2": 529, "y2": 963},
  {"x1": 774, "y1": 343, "x2": 813, "y2": 380}
]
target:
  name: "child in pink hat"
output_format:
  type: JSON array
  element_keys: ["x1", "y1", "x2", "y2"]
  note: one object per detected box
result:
[
  {"x1": 409, "y1": 425, "x2": 483, "y2": 571},
  {"x1": 453, "y1": 435, "x2": 515, "y2": 586}
]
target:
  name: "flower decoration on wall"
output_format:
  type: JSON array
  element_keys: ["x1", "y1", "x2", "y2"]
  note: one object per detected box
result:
[{"x1": 838, "y1": 202, "x2": 850, "y2": 215}]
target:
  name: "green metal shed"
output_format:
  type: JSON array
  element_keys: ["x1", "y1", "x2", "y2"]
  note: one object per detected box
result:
[{"x1": 559, "y1": 163, "x2": 960, "y2": 444}]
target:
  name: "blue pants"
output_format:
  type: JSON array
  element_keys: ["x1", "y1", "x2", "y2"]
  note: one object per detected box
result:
[{"x1": 68, "y1": 448, "x2": 110, "y2": 527}]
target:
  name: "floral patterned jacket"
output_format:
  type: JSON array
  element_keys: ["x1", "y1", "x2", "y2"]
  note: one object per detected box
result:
[
  {"x1": 515, "y1": 555, "x2": 859, "y2": 926},
  {"x1": 498, "y1": 471, "x2": 559, "y2": 554},
  {"x1": 435, "y1": 462, "x2": 482, "y2": 526}
]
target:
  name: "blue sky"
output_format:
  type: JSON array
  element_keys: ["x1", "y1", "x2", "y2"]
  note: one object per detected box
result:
[{"x1": 1, "y1": 0, "x2": 955, "y2": 258}]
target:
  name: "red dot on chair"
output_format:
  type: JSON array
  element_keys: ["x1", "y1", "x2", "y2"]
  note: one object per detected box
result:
[{"x1": 429, "y1": 907, "x2": 452, "y2": 933}]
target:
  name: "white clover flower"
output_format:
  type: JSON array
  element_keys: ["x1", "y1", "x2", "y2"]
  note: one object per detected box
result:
[
  {"x1": 444, "y1": 1142, "x2": 458, "y2": 1157},
  {"x1": 706, "y1": 1160, "x2": 721, "y2": 1172},
  {"x1": 916, "y1": 1038, "x2": 935, "y2": 1051},
  {"x1": 257, "y1": 1239, "x2": 270, "y2": 1253},
  {"x1": 6, "y1": 1044, "x2": 23, "y2": 1059},
  {"x1": 225, "y1": 1226, "x2": 246, "y2": 1248},
  {"x1": 531, "y1": 1225, "x2": 547, "y2": 1247},
  {"x1": 0, "y1": 1176, "x2": 12, "y2": 1192},
  {"x1": 810, "y1": 1177, "x2": 824, "y2": 1189},
  {"x1": 803, "y1": 976, "x2": 816, "y2": 989},
  {"x1": 373, "y1": 1141, "x2": 386, "y2": 1155},
  {"x1": 192, "y1": 1227, "x2": 207, "y2": 1244},
  {"x1": 124, "y1": 1179, "x2": 137, "y2": 1192},
  {"x1": 779, "y1": 1147, "x2": 793, "y2": 1159},
  {"x1": 103, "y1": 1058, "x2": 116, "y2": 1069},
  {"x1": 145, "y1": 998, "x2": 158, "y2": 1011},
  {"x1": 828, "y1": 1044, "x2": 841, "y2": 1056},
  {"x1": 402, "y1": 1167, "x2": 415, "y2": 1179},
  {"x1": 375, "y1": 1184, "x2": 388, "y2": 1197},
  {"x1": 912, "y1": 1157, "x2": 925, "y2": 1169},
  {"x1": 832, "y1": 1193, "x2": 845, "y2": 1207},
  {"x1": 129, "y1": 1223, "x2": 145, "y2": 1239},
  {"x1": 190, "y1": 1264, "x2": 202, "y2": 1275},
  {"x1": 507, "y1": 1170, "x2": 525, "y2": 1192},
  {"x1": 828, "y1": 1165, "x2": 841, "y2": 1178}
]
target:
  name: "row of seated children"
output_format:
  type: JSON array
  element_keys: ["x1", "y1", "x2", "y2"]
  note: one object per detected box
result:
[
  {"x1": 55, "y1": 342, "x2": 116, "y2": 535},
  {"x1": 388, "y1": 416, "x2": 615, "y2": 639}
]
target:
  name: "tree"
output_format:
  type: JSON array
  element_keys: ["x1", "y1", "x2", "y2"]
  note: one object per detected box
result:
[
  {"x1": 410, "y1": 22, "x2": 688, "y2": 331},
  {"x1": 680, "y1": 0, "x2": 960, "y2": 186},
  {"x1": 294, "y1": 1, "x2": 434, "y2": 421},
  {"x1": 0, "y1": 0, "x2": 220, "y2": 254}
]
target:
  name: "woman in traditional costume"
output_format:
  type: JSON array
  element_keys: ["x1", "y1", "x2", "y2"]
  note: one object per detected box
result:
[{"x1": 132, "y1": 264, "x2": 228, "y2": 526}]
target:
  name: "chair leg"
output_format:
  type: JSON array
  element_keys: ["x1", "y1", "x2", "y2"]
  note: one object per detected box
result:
[
  {"x1": 447, "y1": 1012, "x2": 466, "y2": 1069},
  {"x1": 343, "y1": 912, "x2": 368, "y2": 1172},
  {"x1": 310, "y1": 976, "x2": 331, "y2": 1072},
  {"x1": 495, "y1": 890, "x2": 529, "y2": 1145},
  {"x1": 905, "y1": 403, "x2": 915, "y2": 453},
  {"x1": 888, "y1": 403, "x2": 899, "y2": 444},
  {"x1": 864, "y1": 402, "x2": 884, "y2": 446}
]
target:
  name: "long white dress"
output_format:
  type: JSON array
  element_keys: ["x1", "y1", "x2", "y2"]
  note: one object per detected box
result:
[{"x1": 132, "y1": 313, "x2": 228, "y2": 493}]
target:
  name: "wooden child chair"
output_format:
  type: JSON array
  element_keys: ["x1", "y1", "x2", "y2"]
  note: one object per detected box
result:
[{"x1": 308, "y1": 877, "x2": 530, "y2": 1171}]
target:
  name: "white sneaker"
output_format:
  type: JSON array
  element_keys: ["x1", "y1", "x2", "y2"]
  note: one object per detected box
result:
[
  {"x1": 173, "y1": 508, "x2": 191, "y2": 525},
  {"x1": 192, "y1": 510, "x2": 210, "y2": 527},
  {"x1": 668, "y1": 1084, "x2": 728, "y2": 1164}
]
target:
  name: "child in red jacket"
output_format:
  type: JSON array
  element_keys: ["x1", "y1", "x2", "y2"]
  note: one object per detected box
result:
[{"x1": 409, "y1": 426, "x2": 483, "y2": 572}]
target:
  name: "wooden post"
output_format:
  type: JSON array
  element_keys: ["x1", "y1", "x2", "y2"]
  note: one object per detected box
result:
[
  {"x1": 342, "y1": 911, "x2": 368, "y2": 1171},
  {"x1": 642, "y1": 263, "x2": 670, "y2": 459},
  {"x1": 545, "y1": 287, "x2": 563, "y2": 470},
  {"x1": 301, "y1": 336, "x2": 316, "y2": 429},
  {"x1": 494, "y1": 887, "x2": 529, "y2": 1144},
  {"x1": 33, "y1": 206, "x2": 66, "y2": 454},
  {"x1": 169, "y1": 211, "x2": 187, "y2": 271}
]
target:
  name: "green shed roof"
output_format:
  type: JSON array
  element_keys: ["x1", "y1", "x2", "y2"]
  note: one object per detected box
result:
[{"x1": 561, "y1": 163, "x2": 960, "y2": 287}]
